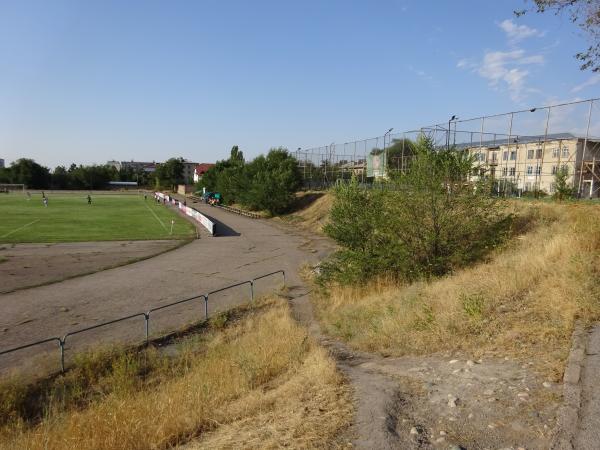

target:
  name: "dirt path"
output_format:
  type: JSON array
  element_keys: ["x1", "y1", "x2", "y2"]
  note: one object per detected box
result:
[
  {"x1": 273, "y1": 215, "x2": 559, "y2": 449},
  {"x1": 574, "y1": 325, "x2": 600, "y2": 450}
]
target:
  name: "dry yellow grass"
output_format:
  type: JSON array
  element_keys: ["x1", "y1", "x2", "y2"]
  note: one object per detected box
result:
[
  {"x1": 0, "y1": 297, "x2": 352, "y2": 450},
  {"x1": 314, "y1": 201, "x2": 600, "y2": 379},
  {"x1": 277, "y1": 192, "x2": 333, "y2": 234}
]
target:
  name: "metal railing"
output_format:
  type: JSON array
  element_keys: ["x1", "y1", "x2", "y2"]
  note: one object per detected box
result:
[
  {"x1": 0, "y1": 270, "x2": 285, "y2": 373},
  {"x1": 188, "y1": 195, "x2": 262, "y2": 219},
  {"x1": 216, "y1": 204, "x2": 262, "y2": 219}
]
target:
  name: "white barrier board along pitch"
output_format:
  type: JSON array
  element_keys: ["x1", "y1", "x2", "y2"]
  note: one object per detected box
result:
[{"x1": 154, "y1": 192, "x2": 215, "y2": 236}]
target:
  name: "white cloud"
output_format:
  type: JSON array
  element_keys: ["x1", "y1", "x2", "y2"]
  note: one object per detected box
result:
[
  {"x1": 498, "y1": 19, "x2": 544, "y2": 43},
  {"x1": 474, "y1": 49, "x2": 544, "y2": 101},
  {"x1": 407, "y1": 64, "x2": 433, "y2": 81},
  {"x1": 571, "y1": 74, "x2": 600, "y2": 93},
  {"x1": 457, "y1": 58, "x2": 477, "y2": 70},
  {"x1": 456, "y1": 19, "x2": 547, "y2": 103}
]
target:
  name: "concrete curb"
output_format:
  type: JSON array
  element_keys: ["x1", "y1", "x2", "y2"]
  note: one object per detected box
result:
[{"x1": 551, "y1": 321, "x2": 587, "y2": 450}]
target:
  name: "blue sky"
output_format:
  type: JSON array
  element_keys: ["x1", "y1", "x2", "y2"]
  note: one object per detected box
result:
[{"x1": 0, "y1": 0, "x2": 599, "y2": 168}]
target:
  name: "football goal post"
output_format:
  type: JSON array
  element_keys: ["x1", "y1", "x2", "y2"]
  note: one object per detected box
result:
[{"x1": 0, "y1": 184, "x2": 25, "y2": 193}]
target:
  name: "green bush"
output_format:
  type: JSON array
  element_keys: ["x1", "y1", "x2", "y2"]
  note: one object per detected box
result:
[
  {"x1": 198, "y1": 146, "x2": 301, "y2": 215},
  {"x1": 321, "y1": 137, "x2": 513, "y2": 284}
]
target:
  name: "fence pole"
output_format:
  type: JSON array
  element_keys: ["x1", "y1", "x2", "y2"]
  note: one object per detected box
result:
[
  {"x1": 578, "y1": 99, "x2": 593, "y2": 197},
  {"x1": 250, "y1": 281, "x2": 254, "y2": 301},
  {"x1": 204, "y1": 295, "x2": 209, "y2": 320}
]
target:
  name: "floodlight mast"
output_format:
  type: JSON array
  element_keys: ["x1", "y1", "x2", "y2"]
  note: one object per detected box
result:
[
  {"x1": 447, "y1": 115, "x2": 458, "y2": 150},
  {"x1": 384, "y1": 128, "x2": 393, "y2": 176}
]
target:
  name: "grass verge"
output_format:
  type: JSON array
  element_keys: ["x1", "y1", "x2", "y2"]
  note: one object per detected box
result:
[
  {"x1": 0, "y1": 296, "x2": 351, "y2": 449},
  {"x1": 312, "y1": 201, "x2": 600, "y2": 380},
  {"x1": 276, "y1": 192, "x2": 332, "y2": 234}
]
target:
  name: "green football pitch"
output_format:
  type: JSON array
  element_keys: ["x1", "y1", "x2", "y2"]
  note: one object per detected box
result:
[{"x1": 0, "y1": 193, "x2": 196, "y2": 243}]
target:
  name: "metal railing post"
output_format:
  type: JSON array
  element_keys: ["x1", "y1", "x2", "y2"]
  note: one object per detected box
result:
[
  {"x1": 250, "y1": 281, "x2": 254, "y2": 302},
  {"x1": 204, "y1": 295, "x2": 209, "y2": 320},
  {"x1": 144, "y1": 312, "x2": 150, "y2": 343},
  {"x1": 282, "y1": 270, "x2": 286, "y2": 287},
  {"x1": 59, "y1": 338, "x2": 65, "y2": 372}
]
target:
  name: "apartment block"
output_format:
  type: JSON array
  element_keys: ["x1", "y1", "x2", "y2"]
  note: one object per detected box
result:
[{"x1": 464, "y1": 133, "x2": 600, "y2": 198}]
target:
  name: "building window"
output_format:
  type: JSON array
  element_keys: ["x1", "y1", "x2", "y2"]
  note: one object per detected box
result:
[
  {"x1": 561, "y1": 164, "x2": 569, "y2": 174},
  {"x1": 536, "y1": 148, "x2": 543, "y2": 159},
  {"x1": 527, "y1": 149, "x2": 534, "y2": 159},
  {"x1": 562, "y1": 147, "x2": 569, "y2": 158},
  {"x1": 509, "y1": 167, "x2": 516, "y2": 176},
  {"x1": 491, "y1": 152, "x2": 497, "y2": 162},
  {"x1": 477, "y1": 152, "x2": 485, "y2": 162},
  {"x1": 479, "y1": 168, "x2": 485, "y2": 177},
  {"x1": 551, "y1": 165, "x2": 558, "y2": 175},
  {"x1": 472, "y1": 168, "x2": 479, "y2": 177},
  {"x1": 510, "y1": 151, "x2": 517, "y2": 160},
  {"x1": 536, "y1": 165, "x2": 542, "y2": 175},
  {"x1": 525, "y1": 182, "x2": 532, "y2": 191},
  {"x1": 503, "y1": 151, "x2": 508, "y2": 161},
  {"x1": 550, "y1": 183, "x2": 556, "y2": 193},
  {"x1": 552, "y1": 148, "x2": 560, "y2": 158},
  {"x1": 502, "y1": 167, "x2": 507, "y2": 176},
  {"x1": 527, "y1": 165, "x2": 533, "y2": 175}
]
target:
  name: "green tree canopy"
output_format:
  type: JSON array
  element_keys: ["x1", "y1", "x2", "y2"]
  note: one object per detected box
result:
[
  {"x1": 155, "y1": 157, "x2": 184, "y2": 188},
  {"x1": 240, "y1": 148, "x2": 302, "y2": 215},
  {"x1": 4, "y1": 158, "x2": 51, "y2": 189}
]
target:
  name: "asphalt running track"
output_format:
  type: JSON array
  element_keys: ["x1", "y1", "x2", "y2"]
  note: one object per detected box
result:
[{"x1": 0, "y1": 203, "x2": 330, "y2": 376}]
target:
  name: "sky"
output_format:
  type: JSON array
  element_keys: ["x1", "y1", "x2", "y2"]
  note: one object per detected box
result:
[{"x1": 0, "y1": 0, "x2": 599, "y2": 168}]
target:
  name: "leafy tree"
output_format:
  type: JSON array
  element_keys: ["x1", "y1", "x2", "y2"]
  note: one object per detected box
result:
[
  {"x1": 6, "y1": 158, "x2": 51, "y2": 188},
  {"x1": 196, "y1": 146, "x2": 246, "y2": 202},
  {"x1": 154, "y1": 157, "x2": 184, "y2": 189},
  {"x1": 386, "y1": 138, "x2": 416, "y2": 172},
  {"x1": 51, "y1": 166, "x2": 70, "y2": 189},
  {"x1": 0, "y1": 167, "x2": 11, "y2": 184},
  {"x1": 68, "y1": 164, "x2": 117, "y2": 189},
  {"x1": 240, "y1": 148, "x2": 302, "y2": 214},
  {"x1": 516, "y1": 1, "x2": 600, "y2": 71},
  {"x1": 229, "y1": 145, "x2": 244, "y2": 166},
  {"x1": 321, "y1": 178, "x2": 393, "y2": 283},
  {"x1": 197, "y1": 146, "x2": 301, "y2": 213},
  {"x1": 553, "y1": 167, "x2": 575, "y2": 200},
  {"x1": 322, "y1": 137, "x2": 513, "y2": 283}
]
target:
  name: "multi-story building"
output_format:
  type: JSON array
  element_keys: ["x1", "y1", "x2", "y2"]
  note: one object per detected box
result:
[
  {"x1": 182, "y1": 160, "x2": 199, "y2": 184},
  {"x1": 193, "y1": 163, "x2": 215, "y2": 183},
  {"x1": 463, "y1": 133, "x2": 600, "y2": 198},
  {"x1": 107, "y1": 160, "x2": 157, "y2": 173},
  {"x1": 0, "y1": 158, "x2": 4, "y2": 169}
]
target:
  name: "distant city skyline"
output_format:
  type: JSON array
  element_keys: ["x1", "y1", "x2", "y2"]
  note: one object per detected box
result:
[{"x1": 1, "y1": 0, "x2": 599, "y2": 168}]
